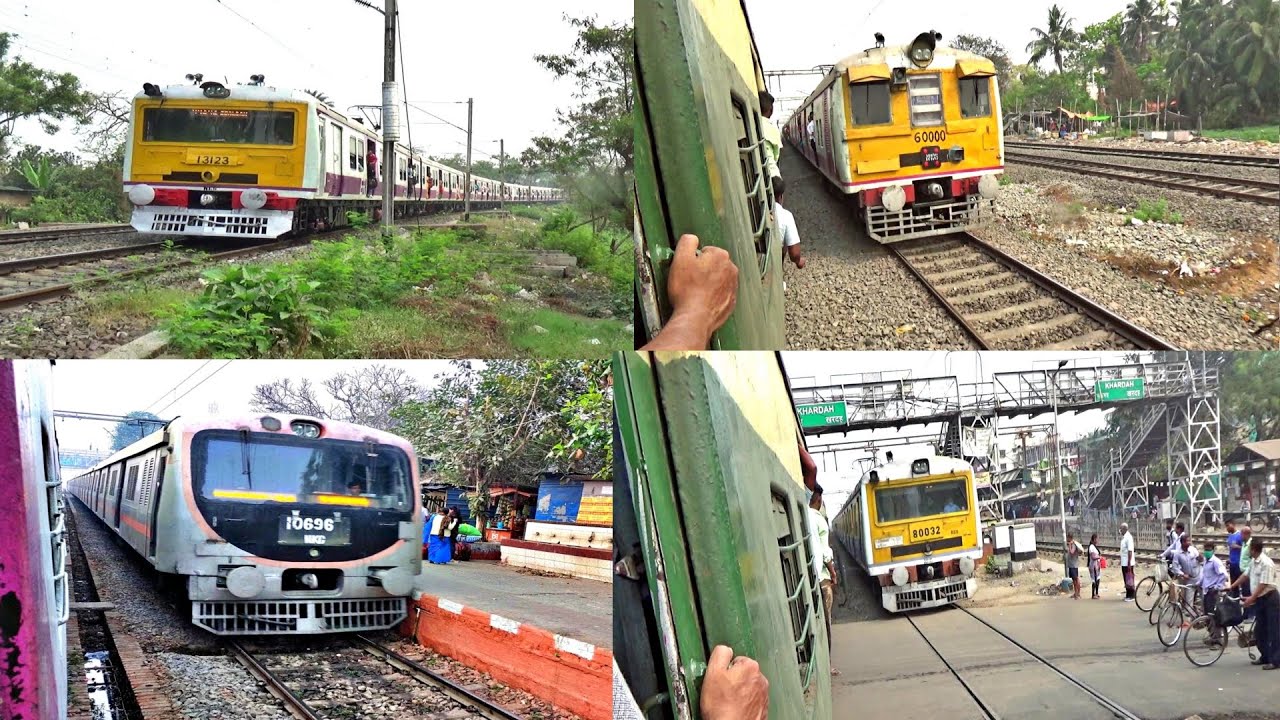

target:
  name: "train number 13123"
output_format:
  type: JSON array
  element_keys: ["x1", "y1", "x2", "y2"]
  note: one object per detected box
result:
[
  {"x1": 911, "y1": 525, "x2": 942, "y2": 540},
  {"x1": 913, "y1": 130, "x2": 947, "y2": 143}
]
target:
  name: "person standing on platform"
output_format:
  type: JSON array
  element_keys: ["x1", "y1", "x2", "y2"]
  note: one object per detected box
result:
[
  {"x1": 444, "y1": 507, "x2": 461, "y2": 561},
  {"x1": 1120, "y1": 522, "x2": 1136, "y2": 601},
  {"x1": 1088, "y1": 533, "x2": 1102, "y2": 599},
  {"x1": 426, "y1": 509, "x2": 450, "y2": 564},
  {"x1": 1238, "y1": 537, "x2": 1278, "y2": 669},
  {"x1": 1227, "y1": 519, "x2": 1245, "y2": 584},
  {"x1": 1066, "y1": 531, "x2": 1083, "y2": 599}
]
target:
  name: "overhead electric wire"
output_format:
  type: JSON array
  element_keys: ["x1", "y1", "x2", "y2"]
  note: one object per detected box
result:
[
  {"x1": 145, "y1": 361, "x2": 213, "y2": 414},
  {"x1": 154, "y1": 361, "x2": 233, "y2": 416}
]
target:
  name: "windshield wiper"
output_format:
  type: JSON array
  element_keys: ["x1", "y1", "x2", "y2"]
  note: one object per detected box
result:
[{"x1": 240, "y1": 428, "x2": 253, "y2": 489}]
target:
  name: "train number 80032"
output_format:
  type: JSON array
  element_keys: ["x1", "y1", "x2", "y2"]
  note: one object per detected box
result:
[
  {"x1": 911, "y1": 525, "x2": 942, "y2": 540},
  {"x1": 913, "y1": 130, "x2": 947, "y2": 144}
]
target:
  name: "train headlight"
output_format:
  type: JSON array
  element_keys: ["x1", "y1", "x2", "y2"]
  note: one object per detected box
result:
[
  {"x1": 226, "y1": 566, "x2": 266, "y2": 598},
  {"x1": 199, "y1": 193, "x2": 216, "y2": 207},
  {"x1": 891, "y1": 566, "x2": 909, "y2": 587},
  {"x1": 882, "y1": 185, "x2": 907, "y2": 213},
  {"x1": 908, "y1": 31, "x2": 939, "y2": 68},
  {"x1": 260, "y1": 416, "x2": 282, "y2": 431},
  {"x1": 978, "y1": 174, "x2": 1000, "y2": 199},
  {"x1": 241, "y1": 188, "x2": 268, "y2": 210},
  {"x1": 127, "y1": 184, "x2": 156, "y2": 206},
  {"x1": 291, "y1": 421, "x2": 321, "y2": 438}
]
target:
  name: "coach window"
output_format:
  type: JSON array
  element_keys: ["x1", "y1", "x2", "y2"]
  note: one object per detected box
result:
[
  {"x1": 125, "y1": 465, "x2": 140, "y2": 502},
  {"x1": 908, "y1": 74, "x2": 944, "y2": 126},
  {"x1": 849, "y1": 80, "x2": 892, "y2": 125},
  {"x1": 773, "y1": 491, "x2": 818, "y2": 688},
  {"x1": 730, "y1": 94, "x2": 773, "y2": 275},
  {"x1": 959, "y1": 76, "x2": 992, "y2": 118}
]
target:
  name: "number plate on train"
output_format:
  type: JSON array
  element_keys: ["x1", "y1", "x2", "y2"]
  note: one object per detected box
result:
[
  {"x1": 186, "y1": 152, "x2": 239, "y2": 166},
  {"x1": 874, "y1": 535, "x2": 904, "y2": 549},
  {"x1": 920, "y1": 145, "x2": 942, "y2": 169},
  {"x1": 908, "y1": 522, "x2": 944, "y2": 541},
  {"x1": 278, "y1": 515, "x2": 351, "y2": 546}
]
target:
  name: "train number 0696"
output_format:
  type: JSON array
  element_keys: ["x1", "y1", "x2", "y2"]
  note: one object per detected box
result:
[
  {"x1": 285, "y1": 516, "x2": 335, "y2": 532},
  {"x1": 911, "y1": 525, "x2": 942, "y2": 539},
  {"x1": 913, "y1": 130, "x2": 947, "y2": 143}
]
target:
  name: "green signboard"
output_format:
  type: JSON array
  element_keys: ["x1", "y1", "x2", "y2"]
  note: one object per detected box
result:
[
  {"x1": 796, "y1": 401, "x2": 848, "y2": 429},
  {"x1": 1095, "y1": 377, "x2": 1145, "y2": 403}
]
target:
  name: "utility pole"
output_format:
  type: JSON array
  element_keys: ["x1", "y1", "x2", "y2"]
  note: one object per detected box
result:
[
  {"x1": 498, "y1": 138, "x2": 505, "y2": 212},
  {"x1": 463, "y1": 97, "x2": 473, "y2": 220},
  {"x1": 380, "y1": 0, "x2": 399, "y2": 238},
  {"x1": 1052, "y1": 360, "x2": 1069, "y2": 555}
]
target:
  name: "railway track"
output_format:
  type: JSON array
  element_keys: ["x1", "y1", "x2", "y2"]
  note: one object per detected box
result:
[
  {"x1": 0, "y1": 238, "x2": 300, "y2": 310},
  {"x1": 226, "y1": 634, "x2": 522, "y2": 720},
  {"x1": 1005, "y1": 151, "x2": 1280, "y2": 205},
  {"x1": 1005, "y1": 141, "x2": 1280, "y2": 169},
  {"x1": 907, "y1": 606, "x2": 1142, "y2": 720},
  {"x1": 0, "y1": 223, "x2": 136, "y2": 246},
  {"x1": 889, "y1": 232, "x2": 1176, "y2": 350}
]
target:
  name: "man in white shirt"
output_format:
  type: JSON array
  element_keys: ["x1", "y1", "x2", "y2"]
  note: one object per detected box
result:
[
  {"x1": 1233, "y1": 536, "x2": 1278, "y2": 668},
  {"x1": 773, "y1": 177, "x2": 805, "y2": 269},
  {"x1": 806, "y1": 111, "x2": 817, "y2": 156},
  {"x1": 759, "y1": 91, "x2": 782, "y2": 180},
  {"x1": 1119, "y1": 523, "x2": 1136, "y2": 601},
  {"x1": 807, "y1": 484, "x2": 838, "y2": 676}
]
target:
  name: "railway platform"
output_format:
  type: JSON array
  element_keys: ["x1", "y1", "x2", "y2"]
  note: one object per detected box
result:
[
  {"x1": 832, "y1": 593, "x2": 1277, "y2": 719},
  {"x1": 413, "y1": 556, "x2": 611, "y2": 649}
]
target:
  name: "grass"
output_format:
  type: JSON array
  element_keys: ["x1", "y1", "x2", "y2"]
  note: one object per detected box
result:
[
  {"x1": 1199, "y1": 126, "x2": 1279, "y2": 143},
  {"x1": 501, "y1": 306, "x2": 628, "y2": 358},
  {"x1": 1129, "y1": 198, "x2": 1184, "y2": 225},
  {"x1": 320, "y1": 300, "x2": 508, "y2": 358},
  {"x1": 82, "y1": 285, "x2": 194, "y2": 332}
]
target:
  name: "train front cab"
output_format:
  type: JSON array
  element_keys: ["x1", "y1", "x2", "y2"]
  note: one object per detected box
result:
[
  {"x1": 838, "y1": 456, "x2": 981, "y2": 612},
  {"x1": 615, "y1": 351, "x2": 832, "y2": 720}
]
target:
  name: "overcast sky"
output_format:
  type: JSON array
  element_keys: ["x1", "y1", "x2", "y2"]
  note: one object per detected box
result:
[
  {"x1": 781, "y1": 351, "x2": 1149, "y2": 474},
  {"x1": 748, "y1": 0, "x2": 1130, "y2": 118},
  {"x1": 51, "y1": 360, "x2": 463, "y2": 459},
  {"x1": 1, "y1": 0, "x2": 628, "y2": 160}
]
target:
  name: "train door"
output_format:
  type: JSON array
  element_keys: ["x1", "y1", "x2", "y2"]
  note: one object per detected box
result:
[
  {"x1": 614, "y1": 351, "x2": 832, "y2": 720},
  {"x1": 110, "y1": 465, "x2": 123, "y2": 529},
  {"x1": 635, "y1": 0, "x2": 784, "y2": 349},
  {"x1": 326, "y1": 122, "x2": 343, "y2": 196}
]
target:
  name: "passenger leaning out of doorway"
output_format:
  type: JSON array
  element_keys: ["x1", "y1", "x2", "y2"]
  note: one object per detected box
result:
[{"x1": 366, "y1": 145, "x2": 378, "y2": 196}]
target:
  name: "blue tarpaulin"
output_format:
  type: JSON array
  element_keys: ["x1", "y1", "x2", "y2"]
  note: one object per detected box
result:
[{"x1": 535, "y1": 479, "x2": 585, "y2": 522}]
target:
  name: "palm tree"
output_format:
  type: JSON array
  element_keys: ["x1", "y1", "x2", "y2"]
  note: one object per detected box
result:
[
  {"x1": 1027, "y1": 4, "x2": 1080, "y2": 73},
  {"x1": 1213, "y1": 0, "x2": 1279, "y2": 90},
  {"x1": 302, "y1": 89, "x2": 336, "y2": 108},
  {"x1": 1123, "y1": 0, "x2": 1168, "y2": 62},
  {"x1": 1167, "y1": 0, "x2": 1219, "y2": 115}
]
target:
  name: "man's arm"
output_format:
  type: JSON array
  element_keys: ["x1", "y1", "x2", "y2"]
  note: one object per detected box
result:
[
  {"x1": 798, "y1": 440, "x2": 817, "y2": 491},
  {"x1": 640, "y1": 234, "x2": 738, "y2": 351}
]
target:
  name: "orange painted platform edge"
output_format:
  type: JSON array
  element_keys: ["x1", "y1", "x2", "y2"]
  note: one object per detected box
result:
[{"x1": 400, "y1": 593, "x2": 612, "y2": 720}]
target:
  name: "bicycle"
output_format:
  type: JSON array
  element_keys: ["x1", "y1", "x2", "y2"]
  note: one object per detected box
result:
[
  {"x1": 1134, "y1": 563, "x2": 1170, "y2": 613},
  {"x1": 1182, "y1": 594, "x2": 1258, "y2": 667},
  {"x1": 1156, "y1": 580, "x2": 1203, "y2": 648}
]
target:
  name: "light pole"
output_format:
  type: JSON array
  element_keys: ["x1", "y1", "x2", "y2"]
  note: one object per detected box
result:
[
  {"x1": 497, "y1": 139, "x2": 505, "y2": 212},
  {"x1": 1051, "y1": 359, "x2": 1069, "y2": 554}
]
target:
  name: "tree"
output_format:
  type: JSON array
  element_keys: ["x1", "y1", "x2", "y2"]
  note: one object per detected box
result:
[
  {"x1": 1211, "y1": 0, "x2": 1280, "y2": 121},
  {"x1": 1027, "y1": 4, "x2": 1081, "y2": 73},
  {"x1": 391, "y1": 360, "x2": 609, "y2": 531},
  {"x1": 19, "y1": 156, "x2": 55, "y2": 192},
  {"x1": 1124, "y1": 0, "x2": 1169, "y2": 62},
  {"x1": 110, "y1": 411, "x2": 165, "y2": 451},
  {"x1": 1220, "y1": 352, "x2": 1280, "y2": 458},
  {"x1": 1108, "y1": 46, "x2": 1145, "y2": 104},
  {"x1": 524, "y1": 15, "x2": 633, "y2": 234},
  {"x1": 302, "y1": 89, "x2": 335, "y2": 108},
  {"x1": 250, "y1": 365, "x2": 426, "y2": 432},
  {"x1": 951, "y1": 34, "x2": 1014, "y2": 90},
  {"x1": 0, "y1": 33, "x2": 93, "y2": 155}
]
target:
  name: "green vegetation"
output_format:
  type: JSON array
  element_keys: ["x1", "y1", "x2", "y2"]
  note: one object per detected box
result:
[
  {"x1": 990, "y1": 1, "x2": 1278, "y2": 133},
  {"x1": 533, "y1": 207, "x2": 631, "y2": 296},
  {"x1": 160, "y1": 217, "x2": 624, "y2": 359},
  {"x1": 1200, "y1": 126, "x2": 1280, "y2": 143},
  {"x1": 1129, "y1": 198, "x2": 1184, "y2": 225}
]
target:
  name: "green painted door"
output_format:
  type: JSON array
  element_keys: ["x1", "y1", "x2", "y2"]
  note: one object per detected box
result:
[
  {"x1": 634, "y1": 0, "x2": 786, "y2": 349},
  {"x1": 615, "y1": 351, "x2": 832, "y2": 720}
]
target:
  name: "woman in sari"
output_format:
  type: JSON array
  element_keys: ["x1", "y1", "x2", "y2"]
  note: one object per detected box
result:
[{"x1": 427, "y1": 509, "x2": 451, "y2": 564}]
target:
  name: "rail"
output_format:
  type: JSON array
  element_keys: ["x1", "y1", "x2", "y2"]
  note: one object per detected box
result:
[{"x1": 1004, "y1": 141, "x2": 1280, "y2": 170}]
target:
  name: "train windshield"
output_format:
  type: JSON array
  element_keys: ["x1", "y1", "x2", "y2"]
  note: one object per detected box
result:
[
  {"x1": 192, "y1": 430, "x2": 413, "y2": 511},
  {"x1": 142, "y1": 108, "x2": 296, "y2": 145},
  {"x1": 874, "y1": 478, "x2": 968, "y2": 523}
]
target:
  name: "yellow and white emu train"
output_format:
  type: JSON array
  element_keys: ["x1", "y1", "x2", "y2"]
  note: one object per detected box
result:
[
  {"x1": 783, "y1": 31, "x2": 1004, "y2": 243},
  {"x1": 832, "y1": 453, "x2": 982, "y2": 611}
]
